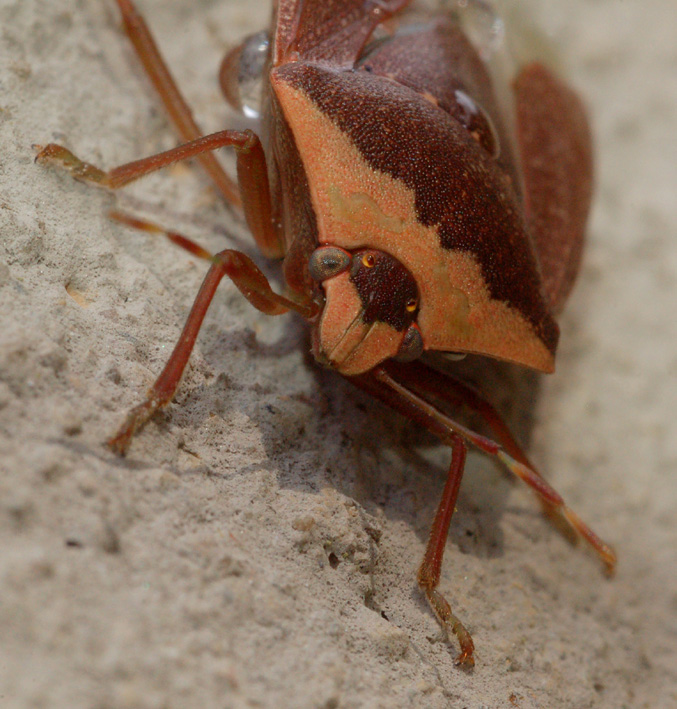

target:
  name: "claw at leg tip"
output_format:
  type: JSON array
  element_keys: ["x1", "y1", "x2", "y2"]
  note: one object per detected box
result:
[
  {"x1": 604, "y1": 556, "x2": 617, "y2": 578},
  {"x1": 455, "y1": 650, "x2": 475, "y2": 668},
  {"x1": 107, "y1": 433, "x2": 130, "y2": 457}
]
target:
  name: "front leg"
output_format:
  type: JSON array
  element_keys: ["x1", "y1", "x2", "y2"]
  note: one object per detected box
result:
[
  {"x1": 417, "y1": 434, "x2": 475, "y2": 667},
  {"x1": 36, "y1": 123, "x2": 305, "y2": 453},
  {"x1": 350, "y1": 367, "x2": 479, "y2": 664},
  {"x1": 109, "y1": 249, "x2": 319, "y2": 455}
]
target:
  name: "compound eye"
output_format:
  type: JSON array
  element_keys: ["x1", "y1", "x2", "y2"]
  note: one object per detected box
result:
[
  {"x1": 394, "y1": 323, "x2": 423, "y2": 362},
  {"x1": 308, "y1": 246, "x2": 351, "y2": 282}
]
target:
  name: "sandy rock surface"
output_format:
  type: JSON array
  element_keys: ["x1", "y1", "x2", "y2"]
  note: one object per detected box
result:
[{"x1": 1, "y1": 1, "x2": 676, "y2": 707}]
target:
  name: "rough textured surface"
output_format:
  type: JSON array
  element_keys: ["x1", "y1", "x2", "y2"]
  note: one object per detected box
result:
[{"x1": 1, "y1": 1, "x2": 675, "y2": 707}]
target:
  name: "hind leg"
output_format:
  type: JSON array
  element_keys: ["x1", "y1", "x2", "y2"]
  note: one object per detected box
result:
[{"x1": 114, "y1": 0, "x2": 240, "y2": 205}]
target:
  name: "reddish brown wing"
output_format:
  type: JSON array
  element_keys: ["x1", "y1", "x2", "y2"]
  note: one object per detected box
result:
[
  {"x1": 354, "y1": 14, "x2": 521, "y2": 192},
  {"x1": 514, "y1": 63, "x2": 594, "y2": 314},
  {"x1": 272, "y1": 0, "x2": 413, "y2": 68}
]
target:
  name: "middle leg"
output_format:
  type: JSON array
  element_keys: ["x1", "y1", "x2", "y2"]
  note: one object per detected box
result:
[
  {"x1": 36, "y1": 129, "x2": 285, "y2": 259},
  {"x1": 381, "y1": 360, "x2": 617, "y2": 574}
]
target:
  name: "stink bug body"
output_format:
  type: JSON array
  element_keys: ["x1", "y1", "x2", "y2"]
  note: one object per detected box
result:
[{"x1": 36, "y1": 0, "x2": 616, "y2": 666}]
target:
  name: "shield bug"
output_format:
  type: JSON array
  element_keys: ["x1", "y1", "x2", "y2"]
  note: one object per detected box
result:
[{"x1": 35, "y1": 0, "x2": 616, "y2": 666}]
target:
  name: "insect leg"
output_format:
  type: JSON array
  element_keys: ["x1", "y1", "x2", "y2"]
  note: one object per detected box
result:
[
  {"x1": 417, "y1": 434, "x2": 476, "y2": 667},
  {"x1": 114, "y1": 0, "x2": 240, "y2": 205},
  {"x1": 108, "y1": 249, "x2": 319, "y2": 456},
  {"x1": 36, "y1": 129, "x2": 284, "y2": 259},
  {"x1": 350, "y1": 363, "x2": 616, "y2": 658},
  {"x1": 350, "y1": 369, "x2": 477, "y2": 665},
  {"x1": 109, "y1": 211, "x2": 213, "y2": 261},
  {"x1": 35, "y1": 130, "x2": 245, "y2": 189},
  {"x1": 384, "y1": 362, "x2": 564, "y2": 521},
  {"x1": 383, "y1": 361, "x2": 617, "y2": 574}
]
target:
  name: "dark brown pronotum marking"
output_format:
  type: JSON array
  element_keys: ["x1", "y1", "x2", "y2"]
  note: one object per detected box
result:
[{"x1": 276, "y1": 62, "x2": 559, "y2": 355}]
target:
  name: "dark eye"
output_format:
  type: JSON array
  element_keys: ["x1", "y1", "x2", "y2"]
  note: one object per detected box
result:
[
  {"x1": 405, "y1": 298, "x2": 417, "y2": 313},
  {"x1": 308, "y1": 246, "x2": 351, "y2": 281},
  {"x1": 361, "y1": 253, "x2": 376, "y2": 268}
]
